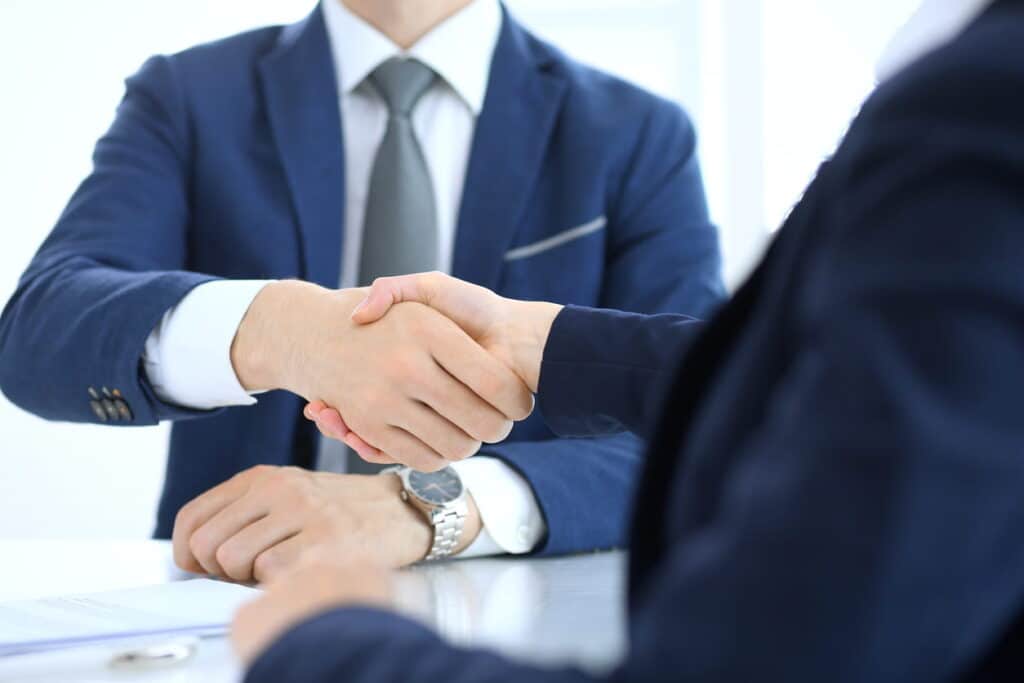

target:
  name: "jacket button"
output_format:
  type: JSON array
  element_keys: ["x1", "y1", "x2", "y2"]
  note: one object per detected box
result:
[
  {"x1": 114, "y1": 398, "x2": 133, "y2": 422},
  {"x1": 90, "y1": 400, "x2": 108, "y2": 422},
  {"x1": 101, "y1": 399, "x2": 120, "y2": 422}
]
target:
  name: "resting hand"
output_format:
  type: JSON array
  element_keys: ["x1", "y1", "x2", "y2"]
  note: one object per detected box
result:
[
  {"x1": 172, "y1": 465, "x2": 483, "y2": 582},
  {"x1": 232, "y1": 556, "x2": 392, "y2": 666}
]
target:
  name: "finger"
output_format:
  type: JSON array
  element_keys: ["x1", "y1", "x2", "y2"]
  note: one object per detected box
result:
[
  {"x1": 252, "y1": 533, "x2": 307, "y2": 584},
  {"x1": 312, "y1": 407, "x2": 351, "y2": 440},
  {"x1": 429, "y1": 327, "x2": 533, "y2": 424},
  {"x1": 215, "y1": 514, "x2": 303, "y2": 583},
  {"x1": 342, "y1": 432, "x2": 395, "y2": 464},
  {"x1": 190, "y1": 494, "x2": 272, "y2": 578},
  {"x1": 394, "y1": 401, "x2": 481, "y2": 463},
  {"x1": 350, "y1": 272, "x2": 443, "y2": 325},
  {"x1": 173, "y1": 471, "x2": 257, "y2": 574},
  {"x1": 414, "y1": 366, "x2": 514, "y2": 445},
  {"x1": 375, "y1": 426, "x2": 448, "y2": 472},
  {"x1": 415, "y1": 363, "x2": 510, "y2": 446},
  {"x1": 312, "y1": 412, "x2": 347, "y2": 442},
  {"x1": 304, "y1": 400, "x2": 328, "y2": 421},
  {"x1": 310, "y1": 409, "x2": 394, "y2": 464}
]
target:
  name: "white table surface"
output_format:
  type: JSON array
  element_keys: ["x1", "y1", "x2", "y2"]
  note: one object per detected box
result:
[{"x1": 0, "y1": 540, "x2": 626, "y2": 682}]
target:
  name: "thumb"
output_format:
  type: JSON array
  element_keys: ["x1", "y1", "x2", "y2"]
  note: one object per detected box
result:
[{"x1": 350, "y1": 272, "x2": 442, "y2": 324}]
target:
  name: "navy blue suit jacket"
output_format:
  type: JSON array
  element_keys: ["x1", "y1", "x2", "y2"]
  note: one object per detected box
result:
[
  {"x1": 0, "y1": 7, "x2": 723, "y2": 548},
  {"x1": 243, "y1": 2, "x2": 1024, "y2": 681}
]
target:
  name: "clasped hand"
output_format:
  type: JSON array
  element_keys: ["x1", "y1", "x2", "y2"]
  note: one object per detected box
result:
[
  {"x1": 231, "y1": 278, "x2": 545, "y2": 472},
  {"x1": 301, "y1": 273, "x2": 563, "y2": 466}
]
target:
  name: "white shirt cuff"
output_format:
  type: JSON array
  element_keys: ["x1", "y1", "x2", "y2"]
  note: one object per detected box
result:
[
  {"x1": 451, "y1": 456, "x2": 547, "y2": 558},
  {"x1": 143, "y1": 280, "x2": 273, "y2": 410}
]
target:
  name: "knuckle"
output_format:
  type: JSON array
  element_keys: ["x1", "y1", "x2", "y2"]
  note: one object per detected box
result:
[
  {"x1": 390, "y1": 352, "x2": 418, "y2": 380},
  {"x1": 253, "y1": 549, "x2": 281, "y2": 582},
  {"x1": 174, "y1": 506, "x2": 195, "y2": 534},
  {"x1": 371, "y1": 275, "x2": 394, "y2": 291},
  {"x1": 422, "y1": 271, "x2": 445, "y2": 294},
  {"x1": 215, "y1": 544, "x2": 246, "y2": 580},
  {"x1": 247, "y1": 464, "x2": 268, "y2": 476},
  {"x1": 363, "y1": 392, "x2": 394, "y2": 422},
  {"x1": 188, "y1": 531, "x2": 214, "y2": 566},
  {"x1": 267, "y1": 468, "x2": 297, "y2": 491}
]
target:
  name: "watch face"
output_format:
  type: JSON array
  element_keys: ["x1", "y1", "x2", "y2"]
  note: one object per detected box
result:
[{"x1": 408, "y1": 467, "x2": 464, "y2": 505}]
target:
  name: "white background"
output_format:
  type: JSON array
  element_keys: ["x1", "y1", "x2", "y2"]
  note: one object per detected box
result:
[{"x1": 0, "y1": 0, "x2": 918, "y2": 539}]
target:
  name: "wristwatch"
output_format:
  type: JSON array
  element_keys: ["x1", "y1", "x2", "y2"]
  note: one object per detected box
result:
[{"x1": 382, "y1": 466, "x2": 468, "y2": 561}]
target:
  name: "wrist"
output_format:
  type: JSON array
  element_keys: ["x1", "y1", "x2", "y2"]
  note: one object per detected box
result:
[
  {"x1": 503, "y1": 301, "x2": 563, "y2": 393},
  {"x1": 231, "y1": 281, "x2": 365, "y2": 396},
  {"x1": 231, "y1": 280, "x2": 316, "y2": 392},
  {"x1": 378, "y1": 472, "x2": 482, "y2": 564}
]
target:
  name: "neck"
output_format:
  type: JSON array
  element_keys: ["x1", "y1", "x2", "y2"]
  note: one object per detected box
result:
[{"x1": 341, "y1": 0, "x2": 475, "y2": 49}]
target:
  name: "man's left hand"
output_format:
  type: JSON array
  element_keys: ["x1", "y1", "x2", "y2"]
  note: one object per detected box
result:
[
  {"x1": 172, "y1": 465, "x2": 482, "y2": 582},
  {"x1": 232, "y1": 558, "x2": 393, "y2": 666}
]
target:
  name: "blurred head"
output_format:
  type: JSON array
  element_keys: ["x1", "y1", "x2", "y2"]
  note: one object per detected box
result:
[
  {"x1": 341, "y1": 0, "x2": 476, "y2": 48},
  {"x1": 811, "y1": 0, "x2": 992, "y2": 82},
  {"x1": 876, "y1": 0, "x2": 994, "y2": 80}
]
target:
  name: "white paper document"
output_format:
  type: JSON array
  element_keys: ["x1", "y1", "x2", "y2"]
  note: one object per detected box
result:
[{"x1": 0, "y1": 579, "x2": 258, "y2": 656}]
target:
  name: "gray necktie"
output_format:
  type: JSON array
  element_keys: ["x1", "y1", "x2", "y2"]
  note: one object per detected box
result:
[
  {"x1": 359, "y1": 57, "x2": 440, "y2": 285},
  {"x1": 317, "y1": 58, "x2": 440, "y2": 475}
]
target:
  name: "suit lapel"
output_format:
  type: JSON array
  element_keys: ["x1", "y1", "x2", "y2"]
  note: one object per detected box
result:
[
  {"x1": 259, "y1": 7, "x2": 346, "y2": 288},
  {"x1": 451, "y1": 12, "x2": 568, "y2": 289}
]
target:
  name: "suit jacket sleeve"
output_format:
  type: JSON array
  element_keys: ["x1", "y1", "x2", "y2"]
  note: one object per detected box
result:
[
  {"x1": 480, "y1": 101, "x2": 722, "y2": 556},
  {"x1": 537, "y1": 306, "x2": 704, "y2": 439},
  {"x1": 0, "y1": 56, "x2": 219, "y2": 424}
]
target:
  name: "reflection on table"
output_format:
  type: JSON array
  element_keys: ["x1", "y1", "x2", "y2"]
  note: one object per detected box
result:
[{"x1": 0, "y1": 541, "x2": 626, "y2": 683}]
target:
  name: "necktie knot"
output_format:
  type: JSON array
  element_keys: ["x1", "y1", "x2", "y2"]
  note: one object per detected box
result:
[{"x1": 369, "y1": 58, "x2": 436, "y2": 117}]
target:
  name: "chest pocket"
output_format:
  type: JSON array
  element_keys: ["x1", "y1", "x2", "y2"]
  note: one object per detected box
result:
[{"x1": 499, "y1": 216, "x2": 607, "y2": 303}]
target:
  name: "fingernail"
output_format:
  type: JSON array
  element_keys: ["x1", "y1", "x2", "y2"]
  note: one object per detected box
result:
[
  {"x1": 303, "y1": 406, "x2": 312, "y2": 419},
  {"x1": 350, "y1": 298, "x2": 369, "y2": 319}
]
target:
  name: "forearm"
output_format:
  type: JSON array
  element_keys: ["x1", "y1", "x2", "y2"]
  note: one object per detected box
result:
[
  {"x1": 0, "y1": 259, "x2": 216, "y2": 424},
  {"x1": 245, "y1": 608, "x2": 599, "y2": 683},
  {"x1": 536, "y1": 306, "x2": 703, "y2": 438}
]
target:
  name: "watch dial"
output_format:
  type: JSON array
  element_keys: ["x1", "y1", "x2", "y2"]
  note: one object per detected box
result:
[{"x1": 408, "y1": 468, "x2": 464, "y2": 505}]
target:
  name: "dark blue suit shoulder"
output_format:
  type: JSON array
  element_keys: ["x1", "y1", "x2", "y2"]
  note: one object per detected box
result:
[
  {"x1": 519, "y1": 27, "x2": 695, "y2": 148},
  {"x1": 860, "y1": 12, "x2": 1024, "y2": 135},
  {"x1": 167, "y1": 23, "x2": 283, "y2": 74}
]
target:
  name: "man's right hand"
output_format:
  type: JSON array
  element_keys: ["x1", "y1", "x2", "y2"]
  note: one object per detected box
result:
[{"x1": 230, "y1": 281, "x2": 534, "y2": 471}]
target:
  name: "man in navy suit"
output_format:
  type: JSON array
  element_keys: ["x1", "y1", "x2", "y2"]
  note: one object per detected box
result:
[
  {"x1": 231, "y1": 0, "x2": 1024, "y2": 680},
  {"x1": 0, "y1": 0, "x2": 722, "y2": 579}
]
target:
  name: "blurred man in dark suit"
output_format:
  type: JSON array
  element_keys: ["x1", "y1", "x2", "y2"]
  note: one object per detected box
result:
[{"x1": 233, "y1": 1, "x2": 1024, "y2": 681}]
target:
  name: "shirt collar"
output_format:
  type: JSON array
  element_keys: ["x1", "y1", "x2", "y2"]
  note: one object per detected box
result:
[
  {"x1": 875, "y1": 0, "x2": 994, "y2": 82},
  {"x1": 321, "y1": 0, "x2": 502, "y2": 114}
]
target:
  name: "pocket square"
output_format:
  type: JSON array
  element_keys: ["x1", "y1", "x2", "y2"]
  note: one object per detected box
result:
[{"x1": 504, "y1": 216, "x2": 607, "y2": 261}]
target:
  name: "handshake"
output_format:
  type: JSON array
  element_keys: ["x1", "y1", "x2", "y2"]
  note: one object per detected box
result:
[{"x1": 232, "y1": 272, "x2": 564, "y2": 471}]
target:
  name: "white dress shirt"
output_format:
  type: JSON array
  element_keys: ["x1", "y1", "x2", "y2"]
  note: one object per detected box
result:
[{"x1": 143, "y1": 0, "x2": 546, "y2": 558}]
